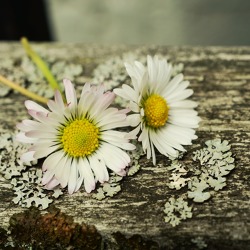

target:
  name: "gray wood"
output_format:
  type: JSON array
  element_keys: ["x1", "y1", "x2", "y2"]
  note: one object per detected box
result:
[{"x1": 0, "y1": 43, "x2": 249, "y2": 249}]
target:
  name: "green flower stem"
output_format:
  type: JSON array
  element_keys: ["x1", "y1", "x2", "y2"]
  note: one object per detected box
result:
[
  {"x1": 21, "y1": 37, "x2": 63, "y2": 95},
  {"x1": 0, "y1": 75, "x2": 48, "y2": 104}
]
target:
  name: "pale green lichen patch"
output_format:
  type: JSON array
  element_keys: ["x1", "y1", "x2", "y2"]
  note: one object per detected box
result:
[
  {"x1": 92, "y1": 173, "x2": 123, "y2": 200},
  {"x1": 0, "y1": 131, "x2": 63, "y2": 210},
  {"x1": 167, "y1": 139, "x2": 235, "y2": 203},
  {"x1": 164, "y1": 197, "x2": 192, "y2": 227},
  {"x1": 188, "y1": 177, "x2": 211, "y2": 203},
  {"x1": 127, "y1": 141, "x2": 144, "y2": 176},
  {"x1": 191, "y1": 236, "x2": 207, "y2": 249},
  {"x1": 167, "y1": 161, "x2": 190, "y2": 190},
  {"x1": 189, "y1": 139, "x2": 235, "y2": 202},
  {"x1": 0, "y1": 54, "x2": 83, "y2": 99},
  {"x1": 164, "y1": 139, "x2": 236, "y2": 226}
]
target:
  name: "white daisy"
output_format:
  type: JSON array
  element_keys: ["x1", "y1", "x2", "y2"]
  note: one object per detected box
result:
[
  {"x1": 16, "y1": 79, "x2": 135, "y2": 194},
  {"x1": 114, "y1": 55, "x2": 200, "y2": 165}
]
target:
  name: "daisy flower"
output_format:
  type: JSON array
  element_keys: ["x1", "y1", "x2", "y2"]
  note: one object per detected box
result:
[
  {"x1": 114, "y1": 55, "x2": 200, "y2": 165},
  {"x1": 16, "y1": 79, "x2": 135, "y2": 194}
]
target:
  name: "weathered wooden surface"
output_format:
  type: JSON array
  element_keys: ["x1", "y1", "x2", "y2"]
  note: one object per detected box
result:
[{"x1": 0, "y1": 43, "x2": 250, "y2": 249}]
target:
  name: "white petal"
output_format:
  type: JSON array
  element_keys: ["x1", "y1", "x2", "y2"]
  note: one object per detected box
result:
[
  {"x1": 63, "y1": 79, "x2": 77, "y2": 107},
  {"x1": 129, "y1": 101, "x2": 140, "y2": 112},
  {"x1": 78, "y1": 158, "x2": 95, "y2": 193},
  {"x1": 162, "y1": 73, "x2": 183, "y2": 97},
  {"x1": 169, "y1": 109, "x2": 198, "y2": 117},
  {"x1": 80, "y1": 82, "x2": 91, "y2": 97},
  {"x1": 138, "y1": 126, "x2": 150, "y2": 152},
  {"x1": 68, "y1": 160, "x2": 78, "y2": 194},
  {"x1": 44, "y1": 177, "x2": 60, "y2": 190},
  {"x1": 54, "y1": 90, "x2": 65, "y2": 110},
  {"x1": 25, "y1": 100, "x2": 49, "y2": 113},
  {"x1": 150, "y1": 140, "x2": 156, "y2": 165},
  {"x1": 150, "y1": 130, "x2": 178, "y2": 157},
  {"x1": 47, "y1": 100, "x2": 63, "y2": 114},
  {"x1": 147, "y1": 55, "x2": 157, "y2": 83},
  {"x1": 33, "y1": 145, "x2": 60, "y2": 159},
  {"x1": 98, "y1": 143, "x2": 130, "y2": 173},
  {"x1": 26, "y1": 130, "x2": 57, "y2": 139},
  {"x1": 16, "y1": 120, "x2": 40, "y2": 132},
  {"x1": 167, "y1": 89, "x2": 194, "y2": 103},
  {"x1": 88, "y1": 91, "x2": 115, "y2": 120},
  {"x1": 168, "y1": 115, "x2": 200, "y2": 128},
  {"x1": 114, "y1": 84, "x2": 138, "y2": 103},
  {"x1": 152, "y1": 128, "x2": 185, "y2": 151},
  {"x1": 89, "y1": 156, "x2": 109, "y2": 183},
  {"x1": 170, "y1": 100, "x2": 198, "y2": 109},
  {"x1": 16, "y1": 132, "x2": 38, "y2": 143},
  {"x1": 102, "y1": 131, "x2": 136, "y2": 150},
  {"x1": 126, "y1": 125, "x2": 141, "y2": 139},
  {"x1": 42, "y1": 151, "x2": 64, "y2": 171},
  {"x1": 126, "y1": 114, "x2": 141, "y2": 127},
  {"x1": 59, "y1": 157, "x2": 72, "y2": 188}
]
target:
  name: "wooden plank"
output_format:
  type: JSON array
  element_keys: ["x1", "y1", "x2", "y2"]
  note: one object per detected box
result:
[{"x1": 0, "y1": 43, "x2": 249, "y2": 249}]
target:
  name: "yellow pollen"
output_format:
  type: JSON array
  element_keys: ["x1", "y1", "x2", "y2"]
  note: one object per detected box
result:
[
  {"x1": 61, "y1": 119, "x2": 99, "y2": 157},
  {"x1": 144, "y1": 94, "x2": 169, "y2": 128}
]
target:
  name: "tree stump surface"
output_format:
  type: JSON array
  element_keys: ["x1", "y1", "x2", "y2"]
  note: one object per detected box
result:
[{"x1": 0, "y1": 43, "x2": 249, "y2": 249}]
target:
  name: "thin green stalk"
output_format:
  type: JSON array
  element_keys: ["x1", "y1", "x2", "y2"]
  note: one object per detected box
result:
[
  {"x1": 0, "y1": 75, "x2": 48, "y2": 104},
  {"x1": 21, "y1": 37, "x2": 63, "y2": 94}
]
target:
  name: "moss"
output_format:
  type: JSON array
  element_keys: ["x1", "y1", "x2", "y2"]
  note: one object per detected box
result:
[
  {"x1": 0, "y1": 227, "x2": 9, "y2": 248},
  {"x1": 112, "y1": 232, "x2": 160, "y2": 250},
  {"x1": 8, "y1": 206, "x2": 161, "y2": 249},
  {"x1": 9, "y1": 206, "x2": 102, "y2": 249}
]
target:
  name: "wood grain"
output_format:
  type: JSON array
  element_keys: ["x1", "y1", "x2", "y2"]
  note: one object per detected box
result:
[{"x1": 0, "y1": 43, "x2": 249, "y2": 249}]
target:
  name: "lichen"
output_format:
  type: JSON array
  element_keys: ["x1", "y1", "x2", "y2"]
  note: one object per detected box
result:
[
  {"x1": 92, "y1": 173, "x2": 123, "y2": 200},
  {"x1": 0, "y1": 131, "x2": 63, "y2": 210},
  {"x1": 166, "y1": 139, "x2": 235, "y2": 203},
  {"x1": 189, "y1": 139, "x2": 235, "y2": 202},
  {"x1": 0, "y1": 54, "x2": 83, "y2": 99},
  {"x1": 164, "y1": 197, "x2": 192, "y2": 227},
  {"x1": 167, "y1": 161, "x2": 190, "y2": 190},
  {"x1": 127, "y1": 141, "x2": 144, "y2": 176},
  {"x1": 191, "y1": 237, "x2": 207, "y2": 249},
  {"x1": 164, "y1": 139, "x2": 236, "y2": 226},
  {"x1": 188, "y1": 177, "x2": 211, "y2": 203}
]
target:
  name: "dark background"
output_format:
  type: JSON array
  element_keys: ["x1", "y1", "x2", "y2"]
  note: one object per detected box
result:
[
  {"x1": 0, "y1": 0, "x2": 250, "y2": 45},
  {"x1": 0, "y1": 0, "x2": 52, "y2": 41}
]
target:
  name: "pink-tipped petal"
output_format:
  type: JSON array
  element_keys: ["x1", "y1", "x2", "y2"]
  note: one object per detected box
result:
[
  {"x1": 25, "y1": 100, "x2": 49, "y2": 113},
  {"x1": 63, "y1": 79, "x2": 77, "y2": 107}
]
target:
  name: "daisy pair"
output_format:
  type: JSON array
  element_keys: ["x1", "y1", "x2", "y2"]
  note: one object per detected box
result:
[{"x1": 17, "y1": 55, "x2": 200, "y2": 194}]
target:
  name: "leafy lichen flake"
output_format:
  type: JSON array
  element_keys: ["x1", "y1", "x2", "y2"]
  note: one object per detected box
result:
[
  {"x1": 164, "y1": 197, "x2": 192, "y2": 227},
  {"x1": 167, "y1": 161, "x2": 190, "y2": 190},
  {"x1": 189, "y1": 139, "x2": 235, "y2": 202},
  {"x1": 0, "y1": 131, "x2": 63, "y2": 210},
  {"x1": 188, "y1": 177, "x2": 211, "y2": 203},
  {"x1": 92, "y1": 172, "x2": 123, "y2": 200}
]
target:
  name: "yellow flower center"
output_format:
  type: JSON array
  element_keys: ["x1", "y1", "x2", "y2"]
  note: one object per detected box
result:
[
  {"x1": 61, "y1": 119, "x2": 99, "y2": 157},
  {"x1": 144, "y1": 94, "x2": 169, "y2": 128}
]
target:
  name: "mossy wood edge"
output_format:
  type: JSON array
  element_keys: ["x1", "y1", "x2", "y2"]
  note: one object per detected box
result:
[{"x1": 0, "y1": 43, "x2": 249, "y2": 249}]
